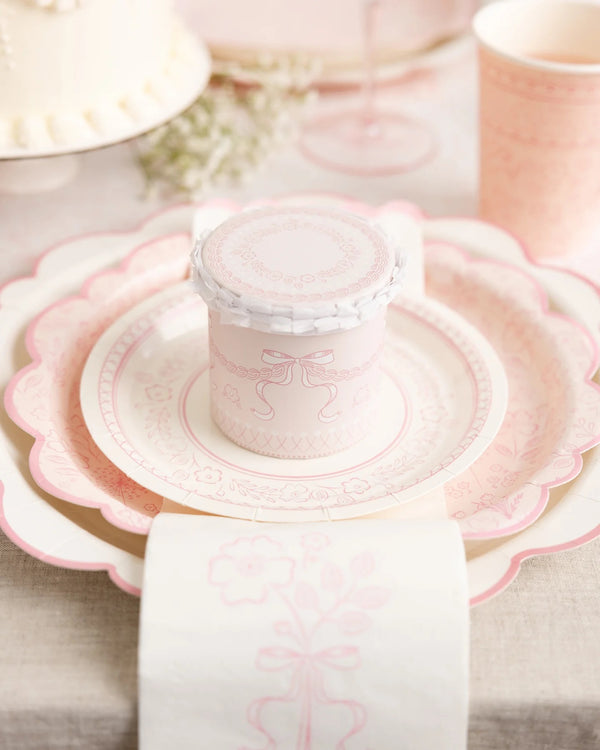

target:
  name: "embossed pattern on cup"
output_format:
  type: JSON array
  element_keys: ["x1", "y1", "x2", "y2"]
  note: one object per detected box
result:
[
  {"x1": 208, "y1": 308, "x2": 386, "y2": 459},
  {"x1": 475, "y1": 0, "x2": 600, "y2": 258}
]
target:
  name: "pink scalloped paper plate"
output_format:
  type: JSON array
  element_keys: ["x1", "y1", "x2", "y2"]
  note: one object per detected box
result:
[
  {"x1": 425, "y1": 242, "x2": 600, "y2": 537},
  {"x1": 4, "y1": 199, "x2": 600, "y2": 535},
  {"x1": 4, "y1": 234, "x2": 193, "y2": 533},
  {"x1": 1, "y1": 198, "x2": 599, "y2": 605}
]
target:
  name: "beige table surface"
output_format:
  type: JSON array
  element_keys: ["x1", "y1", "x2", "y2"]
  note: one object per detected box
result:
[{"x1": 0, "y1": 36, "x2": 598, "y2": 750}]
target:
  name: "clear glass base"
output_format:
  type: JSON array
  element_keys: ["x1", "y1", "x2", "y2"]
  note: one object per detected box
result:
[{"x1": 300, "y1": 109, "x2": 436, "y2": 176}]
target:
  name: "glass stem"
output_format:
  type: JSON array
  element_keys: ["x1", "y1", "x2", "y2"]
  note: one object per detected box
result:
[{"x1": 361, "y1": 0, "x2": 381, "y2": 132}]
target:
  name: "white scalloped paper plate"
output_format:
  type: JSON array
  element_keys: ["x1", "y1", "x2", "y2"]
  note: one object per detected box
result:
[{"x1": 79, "y1": 282, "x2": 507, "y2": 522}]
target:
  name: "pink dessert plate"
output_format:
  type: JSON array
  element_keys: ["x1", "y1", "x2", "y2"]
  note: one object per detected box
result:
[
  {"x1": 1, "y1": 198, "x2": 600, "y2": 604},
  {"x1": 78, "y1": 281, "x2": 507, "y2": 522}
]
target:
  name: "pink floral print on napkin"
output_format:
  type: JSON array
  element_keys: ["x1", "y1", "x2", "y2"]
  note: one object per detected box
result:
[{"x1": 209, "y1": 532, "x2": 391, "y2": 750}]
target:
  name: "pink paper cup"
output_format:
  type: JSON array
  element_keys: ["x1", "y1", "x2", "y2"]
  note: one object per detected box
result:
[
  {"x1": 191, "y1": 206, "x2": 406, "y2": 460},
  {"x1": 208, "y1": 308, "x2": 387, "y2": 459},
  {"x1": 474, "y1": 0, "x2": 600, "y2": 259}
]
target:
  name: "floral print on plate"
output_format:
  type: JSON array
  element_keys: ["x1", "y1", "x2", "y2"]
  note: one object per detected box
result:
[{"x1": 426, "y1": 241, "x2": 600, "y2": 537}]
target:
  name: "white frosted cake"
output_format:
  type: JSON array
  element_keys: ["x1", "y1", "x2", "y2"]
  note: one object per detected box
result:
[
  {"x1": 0, "y1": 0, "x2": 210, "y2": 153},
  {"x1": 182, "y1": 0, "x2": 478, "y2": 69}
]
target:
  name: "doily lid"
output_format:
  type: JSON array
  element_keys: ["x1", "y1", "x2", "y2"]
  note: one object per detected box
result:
[{"x1": 191, "y1": 206, "x2": 405, "y2": 334}]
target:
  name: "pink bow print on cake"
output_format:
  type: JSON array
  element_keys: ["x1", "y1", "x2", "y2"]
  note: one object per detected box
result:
[
  {"x1": 252, "y1": 349, "x2": 340, "y2": 423},
  {"x1": 209, "y1": 533, "x2": 391, "y2": 750}
]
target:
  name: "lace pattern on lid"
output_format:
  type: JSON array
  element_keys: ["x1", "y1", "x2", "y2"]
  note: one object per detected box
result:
[{"x1": 191, "y1": 207, "x2": 406, "y2": 334}]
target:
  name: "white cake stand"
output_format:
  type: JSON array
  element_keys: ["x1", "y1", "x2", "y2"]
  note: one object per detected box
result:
[{"x1": 0, "y1": 24, "x2": 212, "y2": 194}]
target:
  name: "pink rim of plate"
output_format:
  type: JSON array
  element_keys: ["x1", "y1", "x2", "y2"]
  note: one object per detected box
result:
[
  {"x1": 425, "y1": 240, "x2": 600, "y2": 538},
  {"x1": 4, "y1": 233, "x2": 193, "y2": 533},
  {"x1": 0, "y1": 486, "x2": 142, "y2": 596},
  {"x1": 469, "y1": 523, "x2": 600, "y2": 607},
  {"x1": 0, "y1": 195, "x2": 599, "y2": 607}
]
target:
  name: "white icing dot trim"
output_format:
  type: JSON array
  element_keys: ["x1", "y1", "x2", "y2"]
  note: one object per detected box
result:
[
  {"x1": 191, "y1": 225, "x2": 406, "y2": 335},
  {"x1": 0, "y1": 22, "x2": 210, "y2": 153}
]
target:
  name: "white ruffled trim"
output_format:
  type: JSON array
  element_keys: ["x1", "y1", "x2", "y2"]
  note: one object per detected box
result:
[
  {"x1": 0, "y1": 21, "x2": 209, "y2": 152},
  {"x1": 190, "y1": 225, "x2": 406, "y2": 335}
]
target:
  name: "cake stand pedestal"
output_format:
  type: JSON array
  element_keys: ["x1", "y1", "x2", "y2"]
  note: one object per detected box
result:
[{"x1": 0, "y1": 155, "x2": 81, "y2": 194}]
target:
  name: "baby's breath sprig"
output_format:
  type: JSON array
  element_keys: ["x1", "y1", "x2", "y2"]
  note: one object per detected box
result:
[{"x1": 137, "y1": 55, "x2": 320, "y2": 199}]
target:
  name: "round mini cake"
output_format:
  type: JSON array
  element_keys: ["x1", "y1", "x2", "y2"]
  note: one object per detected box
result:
[
  {"x1": 191, "y1": 206, "x2": 405, "y2": 459},
  {"x1": 0, "y1": 0, "x2": 210, "y2": 154}
]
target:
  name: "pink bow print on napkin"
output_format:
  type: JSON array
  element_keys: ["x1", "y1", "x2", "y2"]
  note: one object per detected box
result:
[{"x1": 209, "y1": 533, "x2": 391, "y2": 750}]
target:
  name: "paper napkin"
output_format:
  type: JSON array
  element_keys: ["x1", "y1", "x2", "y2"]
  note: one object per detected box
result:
[{"x1": 139, "y1": 515, "x2": 469, "y2": 750}]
